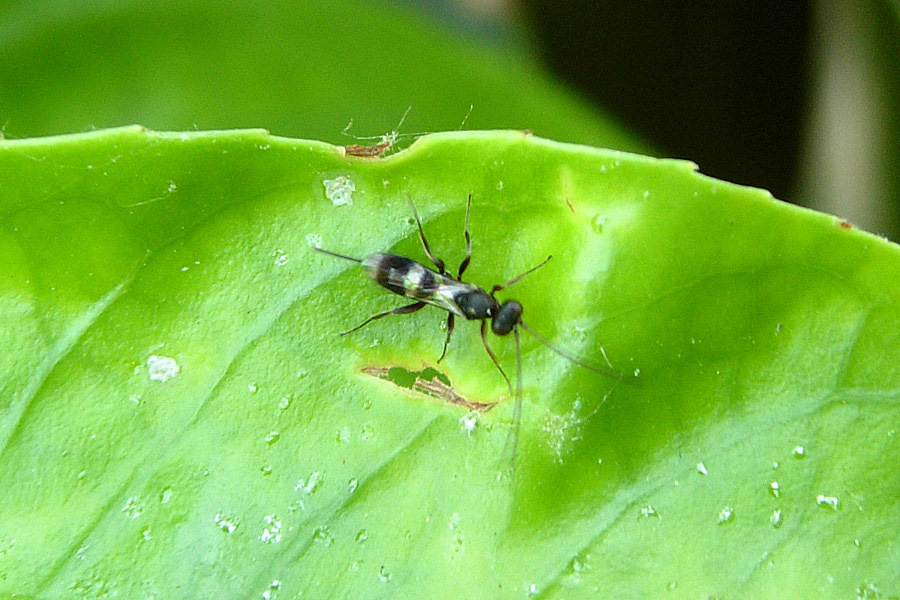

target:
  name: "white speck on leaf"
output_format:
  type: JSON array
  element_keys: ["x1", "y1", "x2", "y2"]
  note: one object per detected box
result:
[
  {"x1": 214, "y1": 512, "x2": 238, "y2": 534},
  {"x1": 816, "y1": 494, "x2": 840, "y2": 510},
  {"x1": 718, "y1": 506, "x2": 734, "y2": 524},
  {"x1": 771, "y1": 509, "x2": 783, "y2": 528},
  {"x1": 323, "y1": 175, "x2": 355, "y2": 206},
  {"x1": 459, "y1": 412, "x2": 478, "y2": 436},
  {"x1": 146, "y1": 355, "x2": 179, "y2": 382},
  {"x1": 260, "y1": 514, "x2": 282, "y2": 543},
  {"x1": 296, "y1": 471, "x2": 323, "y2": 495},
  {"x1": 121, "y1": 496, "x2": 143, "y2": 519},
  {"x1": 261, "y1": 579, "x2": 281, "y2": 600}
]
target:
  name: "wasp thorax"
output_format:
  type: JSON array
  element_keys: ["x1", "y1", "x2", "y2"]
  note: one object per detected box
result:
[
  {"x1": 456, "y1": 291, "x2": 497, "y2": 320},
  {"x1": 492, "y1": 300, "x2": 523, "y2": 336}
]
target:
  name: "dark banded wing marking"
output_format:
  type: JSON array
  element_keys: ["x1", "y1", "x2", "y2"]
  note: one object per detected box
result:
[{"x1": 361, "y1": 252, "x2": 481, "y2": 318}]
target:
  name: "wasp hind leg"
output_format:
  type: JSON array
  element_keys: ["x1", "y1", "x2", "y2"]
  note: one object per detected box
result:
[{"x1": 340, "y1": 301, "x2": 427, "y2": 336}]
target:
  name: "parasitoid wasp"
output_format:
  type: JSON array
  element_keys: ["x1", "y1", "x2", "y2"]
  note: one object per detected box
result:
[{"x1": 313, "y1": 194, "x2": 626, "y2": 463}]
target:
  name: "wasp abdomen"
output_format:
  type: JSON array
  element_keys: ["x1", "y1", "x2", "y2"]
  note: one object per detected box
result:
[{"x1": 362, "y1": 252, "x2": 439, "y2": 300}]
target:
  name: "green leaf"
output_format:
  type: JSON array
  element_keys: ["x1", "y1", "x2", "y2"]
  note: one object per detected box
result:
[{"x1": 1, "y1": 127, "x2": 898, "y2": 599}]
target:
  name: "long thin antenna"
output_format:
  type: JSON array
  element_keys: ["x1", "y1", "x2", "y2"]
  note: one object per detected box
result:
[
  {"x1": 312, "y1": 246, "x2": 362, "y2": 263},
  {"x1": 510, "y1": 326, "x2": 524, "y2": 469},
  {"x1": 498, "y1": 326, "x2": 523, "y2": 474},
  {"x1": 491, "y1": 255, "x2": 552, "y2": 294},
  {"x1": 518, "y1": 320, "x2": 626, "y2": 381}
]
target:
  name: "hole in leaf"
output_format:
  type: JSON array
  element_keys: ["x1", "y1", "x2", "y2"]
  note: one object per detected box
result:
[{"x1": 362, "y1": 365, "x2": 495, "y2": 412}]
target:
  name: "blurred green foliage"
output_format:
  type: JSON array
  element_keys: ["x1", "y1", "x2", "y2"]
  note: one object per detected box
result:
[{"x1": 0, "y1": 0, "x2": 644, "y2": 152}]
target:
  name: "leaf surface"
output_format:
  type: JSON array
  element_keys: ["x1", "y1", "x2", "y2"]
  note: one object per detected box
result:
[{"x1": 0, "y1": 128, "x2": 897, "y2": 599}]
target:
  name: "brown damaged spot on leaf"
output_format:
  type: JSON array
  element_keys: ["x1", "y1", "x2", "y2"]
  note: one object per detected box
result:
[
  {"x1": 340, "y1": 108, "x2": 408, "y2": 158},
  {"x1": 342, "y1": 137, "x2": 395, "y2": 159},
  {"x1": 563, "y1": 187, "x2": 575, "y2": 213},
  {"x1": 362, "y1": 365, "x2": 495, "y2": 412}
]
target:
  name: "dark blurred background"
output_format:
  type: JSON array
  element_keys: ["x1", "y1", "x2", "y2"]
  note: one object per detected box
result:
[
  {"x1": 520, "y1": 1, "x2": 811, "y2": 204},
  {"x1": 421, "y1": 0, "x2": 900, "y2": 239}
]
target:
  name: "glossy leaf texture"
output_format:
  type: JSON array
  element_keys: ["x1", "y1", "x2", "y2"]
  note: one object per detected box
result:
[{"x1": 0, "y1": 127, "x2": 898, "y2": 599}]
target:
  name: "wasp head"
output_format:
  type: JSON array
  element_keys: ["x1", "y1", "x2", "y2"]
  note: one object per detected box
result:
[{"x1": 491, "y1": 300, "x2": 523, "y2": 336}]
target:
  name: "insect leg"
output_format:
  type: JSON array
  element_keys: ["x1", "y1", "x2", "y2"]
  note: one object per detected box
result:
[
  {"x1": 340, "y1": 301, "x2": 427, "y2": 336},
  {"x1": 457, "y1": 193, "x2": 473, "y2": 280},
  {"x1": 480, "y1": 321, "x2": 512, "y2": 395},
  {"x1": 437, "y1": 313, "x2": 455, "y2": 363},
  {"x1": 491, "y1": 255, "x2": 553, "y2": 294},
  {"x1": 407, "y1": 196, "x2": 446, "y2": 274}
]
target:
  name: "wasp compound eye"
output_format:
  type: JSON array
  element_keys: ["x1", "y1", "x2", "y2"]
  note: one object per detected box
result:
[{"x1": 491, "y1": 300, "x2": 523, "y2": 336}]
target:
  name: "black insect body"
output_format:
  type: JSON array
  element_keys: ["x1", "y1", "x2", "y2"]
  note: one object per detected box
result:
[{"x1": 313, "y1": 195, "x2": 624, "y2": 463}]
